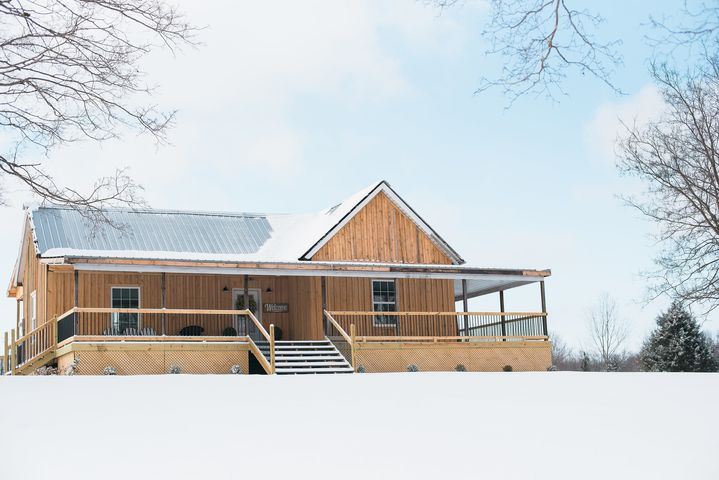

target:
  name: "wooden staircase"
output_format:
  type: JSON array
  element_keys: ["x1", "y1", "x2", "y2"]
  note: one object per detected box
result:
[{"x1": 260, "y1": 339, "x2": 354, "y2": 375}]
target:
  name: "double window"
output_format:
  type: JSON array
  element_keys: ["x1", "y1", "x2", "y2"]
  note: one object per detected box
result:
[
  {"x1": 372, "y1": 280, "x2": 397, "y2": 327},
  {"x1": 111, "y1": 287, "x2": 140, "y2": 333}
]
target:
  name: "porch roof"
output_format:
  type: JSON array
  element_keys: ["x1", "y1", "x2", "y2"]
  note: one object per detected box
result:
[{"x1": 67, "y1": 259, "x2": 550, "y2": 300}]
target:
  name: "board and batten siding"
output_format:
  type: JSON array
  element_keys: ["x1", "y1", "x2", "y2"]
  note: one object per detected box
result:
[
  {"x1": 17, "y1": 189, "x2": 459, "y2": 339},
  {"x1": 326, "y1": 277, "x2": 457, "y2": 336},
  {"x1": 311, "y1": 191, "x2": 453, "y2": 264},
  {"x1": 24, "y1": 267, "x2": 457, "y2": 341}
]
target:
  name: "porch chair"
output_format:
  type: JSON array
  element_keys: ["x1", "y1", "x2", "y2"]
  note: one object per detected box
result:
[
  {"x1": 139, "y1": 327, "x2": 157, "y2": 336},
  {"x1": 179, "y1": 325, "x2": 204, "y2": 336}
]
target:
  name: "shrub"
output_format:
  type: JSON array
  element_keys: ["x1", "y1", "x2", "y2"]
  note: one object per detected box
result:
[
  {"x1": 356, "y1": 365, "x2": 366, "y2": 373},
  {"x1": 455, "y1": 364, "x2": 467, "y2": 372},
  {"x1": 406, "y1": 364, "x2": 419, "y2": 372},
  {"x1": 64, "y1": 358, "x2": 79, "y2": 376},
  {"x1": 35, "y1": 366, "x2": 58, "y2": 375},
  {"x1": 103, "y1": 366, "x2": 117, "y2": 376},
  {"x1": 502, "y1": 365, "x2": 513, "y2": 372},
  {"x1": 229, "y1": 364, "x2": 243, "y2": 375},
  {"x1": 168, "y1": 364, "x2": 181, "y2": 374},
  {"x1": 546, "y1": 365, "x2": 558, "y2": 372}
]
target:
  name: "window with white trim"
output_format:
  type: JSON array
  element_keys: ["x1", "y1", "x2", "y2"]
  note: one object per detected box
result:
[
  {"x1": 18, "y1": 299, "x2": 24, "y2": 336},
  {"x1": 372, "y1": 280, "x2": 397, "y2": 327},
  {"x1": 111, "y1": 287, "x2": 140, "y2": 333},
  {"x1": 30, "y1": 291, "x2": 37, "y2": 331}
]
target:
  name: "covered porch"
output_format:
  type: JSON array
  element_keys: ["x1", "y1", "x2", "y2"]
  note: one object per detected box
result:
[{"x1": 3, "y1": 260, "x2": 552, "y2": 375}]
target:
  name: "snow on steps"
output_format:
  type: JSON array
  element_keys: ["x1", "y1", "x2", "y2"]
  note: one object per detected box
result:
[{"x1": 259, "y1": 339, "x2": 353, "y2": 375}]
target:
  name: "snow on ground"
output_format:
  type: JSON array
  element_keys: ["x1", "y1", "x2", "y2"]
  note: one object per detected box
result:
[{"x1": 0, "y1": 372, "x2": 717, "y2": 480}]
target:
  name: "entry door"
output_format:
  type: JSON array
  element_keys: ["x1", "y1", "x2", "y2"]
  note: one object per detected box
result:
[{"x1": 232, "y1": 289, "x2": 262, "y2": 341}]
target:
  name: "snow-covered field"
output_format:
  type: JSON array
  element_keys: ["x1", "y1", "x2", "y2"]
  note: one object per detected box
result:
[{"x1": 0, "y1": 372, "x2": 717, "y2": 480}]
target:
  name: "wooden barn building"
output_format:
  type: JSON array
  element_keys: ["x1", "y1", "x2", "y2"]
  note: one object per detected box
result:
[{"x1": 3, "y1": 181, "x2": 552, "y2": 375}]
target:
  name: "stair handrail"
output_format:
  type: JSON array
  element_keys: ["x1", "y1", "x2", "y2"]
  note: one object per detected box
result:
[
  {"x1": 244, "y1": 309, "x2": 271, "y2": 343},
  {"x1": 247, "y1": 338, "x2": 273, "y2": 374},
  {"x1": 269, "y1": 324, "x2": 276, "y2": 374},
  {"x1": 324, "y1": 310, "x2": 352, "y2": 345},
  {"x1": 324, "y1": 310, "x2": 355, "y2": 372},
  {"x1": 245, "y1": 309, "x2": 274, "y2": 374}
]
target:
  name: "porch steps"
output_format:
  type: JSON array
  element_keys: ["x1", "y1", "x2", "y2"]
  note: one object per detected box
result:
[{"x1": 261, "y1": 339, "x2": 353, "y2": 375}]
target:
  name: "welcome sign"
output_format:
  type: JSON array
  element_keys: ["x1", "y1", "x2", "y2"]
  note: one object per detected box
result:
[{"x1": 264, "y1": 303, "x2": 289, "y2": 313}]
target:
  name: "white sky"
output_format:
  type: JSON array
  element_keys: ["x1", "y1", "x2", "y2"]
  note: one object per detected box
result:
[{"x1": 0, "y1": 0, "x2": 715, "y2": 351}]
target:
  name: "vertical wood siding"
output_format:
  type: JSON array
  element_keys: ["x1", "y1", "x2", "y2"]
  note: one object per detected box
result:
[
  {"x1": 326, "y1": 277, "x2": 457, "y2": 336},
  {"x1": 312, "y1": 191, "x2": 453, "y2": 264}
]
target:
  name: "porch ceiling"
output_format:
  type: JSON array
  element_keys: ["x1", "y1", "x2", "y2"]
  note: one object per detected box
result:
[{"x1": 453, "y1": 278, "x2": 541, "y2": 301}]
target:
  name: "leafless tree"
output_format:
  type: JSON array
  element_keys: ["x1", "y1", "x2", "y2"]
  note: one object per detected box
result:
[
  {"x1": 0, "y1": 0, "x2": 196, "y2": 226},
  {"x1": 549, "y1": 331, "x2": 572, "y2": 369},
  {"x1": 649, "y1": 2, "x2": 719, "y2": 52},
  {"x1": 587, "y1": 293, "x2": 629, "y2": 368},
  {"x1": 427, "y1": 1, "x2": 719, "y2": 104},
  {"x1": 617, "y1": 55, "x2": 719, "y2": 312},
  {"x1": 477, "y1": 0, "x2": 622, "y2": 103}
]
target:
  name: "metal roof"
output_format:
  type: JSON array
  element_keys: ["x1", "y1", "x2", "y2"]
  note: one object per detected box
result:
[{"x1": 31, "y1": 207, "x2": 274, "y2": 256}]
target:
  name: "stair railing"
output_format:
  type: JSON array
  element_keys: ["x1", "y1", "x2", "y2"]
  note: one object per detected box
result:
[
  {"x1": 246, "y1": 310, "x2": 275, "y2": 374},
  {"x1": 269, "y1": 324, "x2": 276, "y2": 374},
  {"x1": 324, "y1": 310, "x2": 355, "y2": 370}
]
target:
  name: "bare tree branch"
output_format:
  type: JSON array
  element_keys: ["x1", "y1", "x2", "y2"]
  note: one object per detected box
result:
[
  {"x1": 587, "y1": 293, "x2": 630, "y2": 368},
  {"x1": 618, "y1": 54, "x2": 719, "y2": 312},
  {"x1": 0, "y1": 0, "x2": 197, "y2": 220}
]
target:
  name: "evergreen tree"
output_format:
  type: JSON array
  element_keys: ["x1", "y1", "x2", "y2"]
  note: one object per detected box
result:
[
  {"x1": 580, "y1": 352, "x2": 591, "y2": 372},
  {"x1": 640, "y1": 302, "x2": 718, "y2": 372}
]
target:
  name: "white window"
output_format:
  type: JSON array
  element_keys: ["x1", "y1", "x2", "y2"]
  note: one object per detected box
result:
[
  {"x1": 372, "y1": 280, "x2": 397, "y2": 327},
  {"x1": 30, "y1": 291, "x2": 37, "y2": 331},
  {"x1": 18, "y1": 299, "x2": 24, "y2": 336},
  {"x1": 111, "y1": 287, "x2": 140, "y2": 333}
]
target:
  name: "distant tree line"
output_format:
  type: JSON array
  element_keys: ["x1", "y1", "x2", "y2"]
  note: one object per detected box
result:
[{"x1": 551, "y1": 296, "x2": 718, "y2": 372}]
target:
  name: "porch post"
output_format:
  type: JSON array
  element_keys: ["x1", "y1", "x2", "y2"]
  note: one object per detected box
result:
[
  {"x1": 243, "y1": 274, "x2": 250, "y2": 337},
  {"x1": 3, "y1": 331, "x2": 8, "y2": 375},
  {"x1": 540, "y1": 280, "x2": 548, "y2": 337},
  {"x1": 161, "y1": 272, "x2": 167, "y2": 336},
  {"x1": 499, "y1": 290, "x2": 506, "y2": 339},
  {"x1": 321, "y1": 276, "x2": 327, "y2": 335},
  {"x1": 243, "y1": 275, "x2": 249, "y2": 309},
  {"x1": 10, "y1": 329, "x2": 15, "y2": 375},
  {"x1": 73, "y1": 269, "x2": 79, "y2": 336},
  {"x1": 461, "y1": 279, "x2": 469, "y2": 336}
]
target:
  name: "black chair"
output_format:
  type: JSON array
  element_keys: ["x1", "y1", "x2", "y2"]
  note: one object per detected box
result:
[
  {"x1": 179, "y1": 325, "x2": 204, "y2": 336},
  {"x1": 222, "y1": 326, "x2": 238, "y2": 337}
]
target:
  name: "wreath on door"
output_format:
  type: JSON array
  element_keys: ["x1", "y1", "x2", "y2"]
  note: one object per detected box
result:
[{"x1": 234, "y1": 294, "x2": 258, "y2": 314}]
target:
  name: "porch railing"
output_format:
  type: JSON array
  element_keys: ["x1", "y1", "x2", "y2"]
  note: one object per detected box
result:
[
  {"x1": 12, "y1": 316, "x2": 58, "y2": 371},
  {"x1": 7, "y1": 307, "x2": 275, "y2": 375},
  {"x1": 327, "y1": 311, "x2": 548, "y2": 341},
  {"x1": 65, "y1": 307, "x2": 274, "y2": 373}
]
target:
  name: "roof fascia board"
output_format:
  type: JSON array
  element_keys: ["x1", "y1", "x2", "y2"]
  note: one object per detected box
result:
[
  {"x1": 301, "y1": 181, "x2": 464, "y2": 264},
  {"x1": 72, "y1": 262, "x2": 542, "y2": 283},
  {"x1": 7, "y1": 214, "x2": 32, "y2": 297}
]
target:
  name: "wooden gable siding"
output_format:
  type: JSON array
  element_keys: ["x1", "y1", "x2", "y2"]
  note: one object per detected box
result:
[{"x1": 312, "y1": 191, "x2": 453, "y2": 264}]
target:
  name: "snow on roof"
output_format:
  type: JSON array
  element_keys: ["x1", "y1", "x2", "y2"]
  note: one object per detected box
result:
[{"x1": 25, "y1": 180, "x2": 462, "y2": 265}]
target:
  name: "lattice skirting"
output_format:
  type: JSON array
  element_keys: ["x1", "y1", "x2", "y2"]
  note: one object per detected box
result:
[
  {"x1": 56, "y1": 343, "x2": 251, "y2": 375},
  {"x1": 354, "y1": 341, "x2": 552, "y2": 373}
]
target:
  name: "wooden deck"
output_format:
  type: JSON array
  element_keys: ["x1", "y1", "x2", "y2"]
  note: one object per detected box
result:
[{"x1": 3, "y1": 308, "x2": 551, "y2": 375}]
